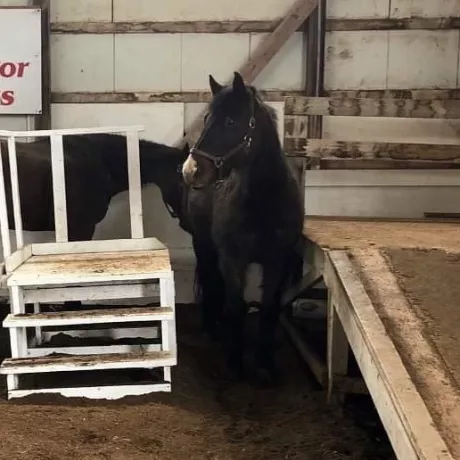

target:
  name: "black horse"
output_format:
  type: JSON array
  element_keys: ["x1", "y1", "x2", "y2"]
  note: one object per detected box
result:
[
  {"x1": 182, "y1": 72, "x2": 304, "y2": 382},
  {"x1": 1, "y1": 133, "x2": 190, "y2": 241}
]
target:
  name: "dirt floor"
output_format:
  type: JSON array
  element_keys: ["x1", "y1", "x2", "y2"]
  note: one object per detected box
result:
[
  {"x1": 0, "y1": 305, "x2": 395, "y2": 460},
  {"x1": 385, "y1": 248, "x2": 460, "y2": 387}
]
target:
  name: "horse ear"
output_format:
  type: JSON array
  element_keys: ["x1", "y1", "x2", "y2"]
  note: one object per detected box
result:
[
  {"x1": 232, "y1": 71, "x2": 246, "y2": 94},
  {"x1": 209, "y1": 74, "x2": 223, "y2": 95}
]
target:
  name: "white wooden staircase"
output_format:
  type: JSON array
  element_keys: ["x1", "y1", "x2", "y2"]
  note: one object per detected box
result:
[{"x1": 0, "y1": 126, "x2": 177, "y2": 400}]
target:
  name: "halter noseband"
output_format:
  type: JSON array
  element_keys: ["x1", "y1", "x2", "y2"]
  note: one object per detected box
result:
[{"x1": 189, "y1": 94, "x2": 256, "y2": 181}]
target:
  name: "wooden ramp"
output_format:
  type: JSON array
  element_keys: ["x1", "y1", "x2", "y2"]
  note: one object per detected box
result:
[{"x1": 295, "y1": 217, "x2": 460, "y2": 460}]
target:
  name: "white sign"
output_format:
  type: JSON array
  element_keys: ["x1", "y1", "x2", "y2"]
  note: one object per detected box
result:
[{"x1": 0, "y1": 8, "x2": 42, "y2": 115}]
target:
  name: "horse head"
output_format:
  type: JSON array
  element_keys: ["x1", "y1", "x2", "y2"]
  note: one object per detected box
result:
[{"x1": 182, "y1": 71, "x2": 273, "y2": 189}]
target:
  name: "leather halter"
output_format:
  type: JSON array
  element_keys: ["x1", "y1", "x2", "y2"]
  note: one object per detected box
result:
[{"x1": 189, "y1": 94, "x2": 256, "y2": 181}]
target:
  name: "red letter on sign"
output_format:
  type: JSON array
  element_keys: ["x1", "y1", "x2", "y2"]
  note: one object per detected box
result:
[
  {"x1": 17, "y1": 62, "x2": 30, "y2": 77},
  {"x1": 1, "y1": 91, "x2": 15, "y2": 106}
]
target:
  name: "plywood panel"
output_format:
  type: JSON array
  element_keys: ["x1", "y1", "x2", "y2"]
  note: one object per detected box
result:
[
  {"x1": 323, "y1": 117, "x2": 460, "y2": 144},
  {"x1": 50, "y1": 0, "x2": 112, "y2": 22},
  {"x1": 0, "y1": 116, "x2": 28, "y2": 131},
  {"x1": 250, "y1": 32, "x2": 304, "y2": 90},
  {"x1": 388, "y1": 30, "x2": 459, "y2": 89},
  {"x1": 324, "y1": 31, "x2": 388, "y2": 90},
  {"x1": 50, "y1": 35, "x2": 114, "y2": 92},
  {"x1": 115, "y1": 34, "x2": 181, "y2": 91},
  {"x1": 327, "y1": 0, "x2": 390, "y2": 19},
  {"x1": 390, "y1": 0, "x2": 460, "y2": 18},
  {"x1": 181, "y1": 33, "x2": 250, "y2": 91},
  {"x1": 1, "y1": 0, "x2": 31, "y2": 5},
  {"x1": 304, "y1": 185, "x2": 460, "y2": 218},
  {"x1": 51, "y1": 103, "x2": 184, "y2": 145},
  {"x1": 113, "y1": 0, "x2": 298, "y2": 21}
]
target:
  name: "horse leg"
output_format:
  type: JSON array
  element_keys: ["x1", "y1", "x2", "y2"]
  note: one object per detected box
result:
[
  {"x1": 258, "y1": 258, "x2": 289, "y2": 383},
  {"x1": 219, "y1": 252, "x2": 247, "y2": 379},
  {"x1": 193, "y1": 238, "x2": 224, "y2": 340}
]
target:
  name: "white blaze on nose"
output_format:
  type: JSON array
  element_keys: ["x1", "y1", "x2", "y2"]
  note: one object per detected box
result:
[{"x1": 182, "y1": 154, "x2": 198, "y2": 178}]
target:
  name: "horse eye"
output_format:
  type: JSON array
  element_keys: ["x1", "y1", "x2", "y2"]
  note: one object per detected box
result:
[{"x1": 225, "y1": 117, "x2": 234, "y2": 127}]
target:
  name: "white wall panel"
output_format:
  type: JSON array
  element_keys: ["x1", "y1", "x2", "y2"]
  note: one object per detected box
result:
[
  {"x1": 51, "y1": 35, "x2": 114, "y2": 92},
  {"x1": 390, "y1": 0, "x2": 460, "y2": 18},
  {"x1": 0, "y1": 0, "x2": 32, "y2": 5},
  {"x1": 0, "y1": 116, "x2": 28, "y2": 131},
  {"x1": 51, "y1": 103, "x2": 184, "y2": 145},
  {"x1": 325, "y1": 31, "x2": 389, "y2": 90},
  {"x1": 113, "y1": 0, "x2": 297, "y2": 22},
  {"x1": 50, "y1": 0, "x2": 112, "y2": 22},
  {"x1": 181, "y1": 33, "x2": 250, "y2": 91},
  {"x1": 115, "y1": 34, "x2": 181, "y2": 92},
  {"x1": 250, "y1": 32, "x2": 304, "y2": 90},
  {"x1": 327, "y1": 0, "x2": 390, "y2": 19},
  {"x1": 387, "y1": 30, "x2": 459, "y2": 89},
  {"x1": 324, "y1": 117, "x2": 460, "y2": 144}
]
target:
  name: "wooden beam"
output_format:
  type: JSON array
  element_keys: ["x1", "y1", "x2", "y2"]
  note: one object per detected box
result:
[
  {"x1": 33, "y1": 0, "x2": 51, "y2": 130},
  {"x1": 49, "y1": 17, "x2": 460, "y2": 34},
  {"x1": 317, "y1": 158, "x2": 460, "y2": 170},
  {"x1": 51, "y1": 90, "x2": 305, "y2": 104},
  {"x1": 328, "y1": 17, "x2": 460, "y2": 31},
  {"x1": 284, "y1": 96, "x2": 460, "y2": 118},
  {"x1": 284, "y1": 139, "x2": 460, "y2": 162},
  {"x1": 183, "y1": 0, "x2": 318, "y2": 144},
  {"x1": 325, "y1": 89, "x2": 460, "y2": 100}
]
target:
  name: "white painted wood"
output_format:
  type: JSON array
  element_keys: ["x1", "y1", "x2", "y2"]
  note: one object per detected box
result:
[
  {"x1": 388, "y1": 30, "x2": 459, "y2": 89},
  {"x1": 305, "y1": 185, "x2": 460, "y2": 218},
  {"x1": 160, "y1": 274, "x2": 176, "y2": 382},
  {"x1": 50, "y1": 134, "x2": 68, "y2": 242},
  {"x1": 50, "y1": 34, "x2": 115, "y2": 92},
  {"x1": 323, "y1": 117, "x2": 460, "y2": 145},
  {"x1": 8, "y1": 383, "x2": 172, "y2": 400},
  {"x1": 0, "y1": 125, "x2": 144, "y2": 138},
  {"x1": 0, "y1": 116, "x2": 28, "y2": 131},
  {"x1": 114, "y1": 34, "x2": 181, "y2": 92},
  {"x1": 325, "y1": 31, "x2": 389, "y2": 90},
  {"x1": 23, "y1": 282, "x2": 160, "y2": 303},
  {"x1": 324, "y1": 251, "x2": 453, "y2": 460},
  {"x1": 305, "y1": 169, "x2": 460, "y2": 187},
  {"x1": 7, "y1": 250, "x2": 172, "y2": 287},
  {"x1": 50, "y1": 0, "x2": 112, "y2": 22},
  {"x1": 250, "y1": 32, "x2": 304, "y2": 90},
  {"x1": 181, "y1": 33, "x2": 250, "y2": 91},
  {"x1": 4, "y1": 245, "x2": 32, "y2": 273},
  {"x1": 31, "y1": 237, "x2": 165, "y2": 255},
  {"x1": 327, "y1": 293, "x2": 349, "y2": 402},
  {"x1": 6, "y1": 137, "x2": 24, "y2": 249},
  {"x1": 27, "y1": 344, "x2": 162, "y2": 357},
  {"x1": 0, "y1": 351, "x2": 176, "y2": 374},
  {"x1": 390, "y1": 0, "x2": 460, "y2": 18},
  {"x1": 126, "y1": 131, "x2": 144, "y2": 239},
  {"x1": 113, "y1": 0, "x2": 298, "y2": 21},
  {"x1": 4, "y1": 306, "x2": 174, "y2": 327},
  {"x1": 51, "y1": 104, "x2": 184, "y2": 146},
  {"x1": 327, "y1": 0, "x2": 390, "y2": 18},
  {"x1": 42, "y1": 327, "x2": 159, "y2": 342},
  {"x1": 0, "y1": 142, "x2": 11, "y2": 259}
]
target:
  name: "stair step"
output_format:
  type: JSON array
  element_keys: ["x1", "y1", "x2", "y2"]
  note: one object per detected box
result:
[
  {"x1": 3, "y1": 306, "x2": 174, "y2": 328},
  {"x1": 0, "y1": 350, "x2": 176, "y2": 374}
]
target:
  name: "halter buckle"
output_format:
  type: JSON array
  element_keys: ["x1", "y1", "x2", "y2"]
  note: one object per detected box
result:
[{"x1": 214, "y1": 157, "x2": 224, "y2": 168}]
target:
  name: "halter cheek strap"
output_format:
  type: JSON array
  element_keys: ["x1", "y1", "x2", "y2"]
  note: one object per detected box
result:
[{"x1": 190, "y1": 95, "x2": 256, "y2": 181}]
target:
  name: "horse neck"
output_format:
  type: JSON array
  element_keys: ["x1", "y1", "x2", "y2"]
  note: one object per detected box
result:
[{"x1": 242, "y1": 121, "x2": 288, "y2": 192}]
